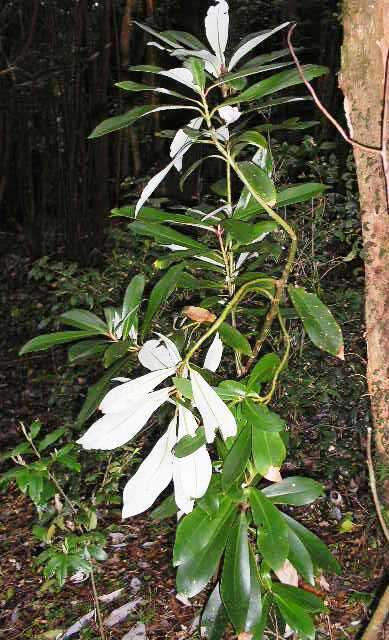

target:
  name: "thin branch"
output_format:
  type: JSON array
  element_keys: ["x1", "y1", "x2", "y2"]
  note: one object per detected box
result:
[
  {"x1": 366, "y1": 427, "x2": 389, "y2": 543},
  {"x1": 287, "y1": 24, "x2": 389, "y2": 211}
]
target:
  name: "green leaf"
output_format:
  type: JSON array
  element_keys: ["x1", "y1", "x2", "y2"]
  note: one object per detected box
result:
[
  {"x1": 247, "y1": 353, "x2": 281, "y2": 389},
  {"x1": 162, "y1": 29, "x2": 205, "y2": 50},
  {"x1": 282, "y1": 513, "x2": 341, "y2": 574},
  {"x1": 222, "y1": 425, "x2": 252, "y2": 491},
  {"x1": 287, "y1": 528, "x2": 315, "y2": 585},
  {"x1": 174, "y1": 427, "x2": 206, "y2": 458},
  {"x1": 150, "y1": 494, "x2": 178, "y2": 520},
  {"x1": 248, "y1": 488, "x2": 289, "y2": 571},
  {"x1": 115, "y1": 80, "x2": 189, "y2": 101},
  {"x1": 174, "y1": 498, "x2": 236, "y2": 597},
  {"x1": 288, "y1": 287, "x2": 344, "y2": 358},
  {"x1": 59, "y1": 309, "x2": 109, "y2": 335},
  {"x1": 273, "y1": 584, "x2": 325, "y2": 612},
  {"x1": 237, "y1": 161, "x2": 276, "y2": 207},
  {"x1": 38, "y1": 427, "x2": 66, "y2": 452},
  {"x1": 128, "y1": 64, "x2": 163, "y2": 73},
  {"x1": 121, "y1": 274, "x2": 145, "y2": 339},
  {"x1": 142, "y1": 263, "x2": 184, "y2": 337},
  {"x1": 201, "y1": 584, "x2": 229, "y2": 640},
  {"x1": 263, "y1": 476, "x2": 324, "y2": 506},
  {"x1": 216, "y1": 60, "x2": 292, "y2": 86},
  {"x1": 190, "y1": 57, "x2": 205, "y2": 89},
  {"x1": 76, "y1": 356, "x2": 132, "y2": 427},
  {"x1": 30, "y1": 420, "x2": 42, "y2": 439},
  {"x1": 222, "y1": 220, "x2": 277, "y2": 244},
  {"x1": 68, "y1": 340, "x2": 107, "y2": 363},
  {"x1": 112, "y1": 205, "x2": 216, "y2": 229},
  {"x1": 216, "y1": 380, "x2": 247, "y2": 401},
  {"x1": 225, "y1": 65, "x2": 328, "y2": 105},
  {"x1": 274, "y1": 596, "x2": 316, "y2": 640},
  {"x1": 89, "y1": 104, "x2": 195, "y2": 138},
  {"x1": 197, "y1": 475, "x2": 222, "y2": 516},
  {"x1": 221, "y1": 512, "x2": 251, "y2": 632},
  {"x1": 129, "y1": 220, "x2": 213, "y2": 253},
  {"x1": 235, "y1": 182, "x2": 329, "y2": 220},
  {"x1": 19, "y1": 330, "x2": 98, "y2": 355},
  {"x1": 252, "y1": 430, "x2": 286, "y2": 474},
  {"x1": 244, "y1": 547, "x2": 263, "y2": 636},
  {"x1": 244, "y1": 402, "x2": 285, "y2": 433},
  {"x1": 103, "y1": 341, "x2": 130, "y2": 368},
  {"x1": 219, "y1": 322, "x2": 253, "y2": 356}
]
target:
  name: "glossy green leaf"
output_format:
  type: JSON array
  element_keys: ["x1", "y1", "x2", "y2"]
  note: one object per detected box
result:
[
  {"x1": 89, "y1": 104, "x2": 195, "y2": 138},
  {"x1": 129, "y1": 220, "x2": 213, "y2": 253},
  {"x1": 121, "y1": 273, "x2": 145, "y2": 339},
  {"x1": 19, "y1": 330, "x2": 98, "y2": 355},
  {"x1": 283, "y1": 513, "x2": 341, "y2": 574},
  {"x1": 174, "y1": 498, "x2": 236, "y2": 597},
  {"x1": 219, "y1": 322, "x2": 253, "y2": 356},
  {"x1": 225, "y1": 65, "x2": 328, "y2": 105},
  {"x1": 128, "y1": 64, "x2": 163, "y2": 73},
  {"x1": 221, "y1": 512, "x2": 251, "y2": 631},
  {"x1": 252, "y1": 430, "x2": 286, "y2": 474},
  {"x1": 248, "y1": 488, "x2": 289, "y2": 571},
  {"x1": 244, "y1": 547, "x2": 263, "y2": 636},
  {"x1": 58, "y1": 309, "x2": 108, "y2": 334},
  {"x1": 237, "y1": 161, "x2": 276, "y2": 207},
  {"x1": 263, "y1": 476, "x2": 324, "y2": 506},
  {"x1": 214, "y1": 60, "x2": 293, "y2": 86},
  {"x1": 115, "y1": 80, "x2": 189, "y2": 101},
  {"x1": 247, "y1": 353, "x2": 281, "y2": 389},
  {"x1": 103, "y1": 341, "x2": 130, "y2": 368},
  {"x1": 150, "y1": 494, "x2": 178, "y2": 520},
  {"x1": 67, "y1": 339, "x2": 107, "y2": 363},
  {"x1": 197, "y1": 475, "x2": 222, "y2": 516},
  {"x1": 216, "y1": 380, "x2": 247, "y2": 401},
  {"x1": 112, "y1": 205, "x2": 216, "y2": 229},
  {"x1": 222, "y1": 220, "x2": 277, "y2": 244},
  {"x1": 236, "y1": 182, "x2": 329, "y2": 220},
  {"x1": 174, "y1": 427, "x2": 206, "y2": 458},
  {"x1": 201, "y1": 584, "x2": 229, "y2": 640},
  {"x1": 142, "y1": 264, "x2": 185, "y2": 337},
  {"x1": 132, "y1": 20, "x2": 180, "y2": 48},
  {"x1": 37, "y1": 427, "x2": 66, "y2": 452},
  {"x1": 274, "y1": 596, "x2": 316, "y2": 640},
  {"x1": 273, "y1": 584, "x2": 325, "y2": 612},
  {"x1": 190, "y1": 57, "x2": 205, "y2": 89},
  {"x1": 222, "y1": 424, "x2": 252, "y2": 491},
  {"x1": 162, "y1": 29, "x2": 205, "y2": 50},
  {"x1": 76, "y1": 355, "x2": 132, "y2": 427},
  {"x1": 288, "y1": 286, "x2": 344, "y2": 358},
  {"x1": 244, "y1": 401, "x2": 285, "y2": 433},
  {"x1": 173, "y1": 377, "x2": 193, "y2": 400},
  {"x1": 287, "y1": 528, "x2": 315, "y2": 585}
]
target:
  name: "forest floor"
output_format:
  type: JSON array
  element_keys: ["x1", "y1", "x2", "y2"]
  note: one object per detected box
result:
[{"x1": 0, "y1": 230, "x2": 388, "y2": 640}]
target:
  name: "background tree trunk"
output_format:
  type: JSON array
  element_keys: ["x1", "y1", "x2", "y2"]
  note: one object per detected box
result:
[{"x1": 340, "y1": 0, "x2": 389, "y2": 498}]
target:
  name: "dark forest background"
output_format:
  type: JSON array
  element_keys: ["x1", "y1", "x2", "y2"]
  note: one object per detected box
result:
[{"x1": 0, "y1": 0, "x2": 343, "y2": 262}]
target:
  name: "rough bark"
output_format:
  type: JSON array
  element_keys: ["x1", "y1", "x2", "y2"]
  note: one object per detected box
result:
[{"x1": 339, "y1": 0, "x2": 389, "y2": 498}]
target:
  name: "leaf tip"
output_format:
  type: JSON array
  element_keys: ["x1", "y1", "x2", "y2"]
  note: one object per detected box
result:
[{"x1": 336, "y1": 345, "x2": 345, "y2": 361}]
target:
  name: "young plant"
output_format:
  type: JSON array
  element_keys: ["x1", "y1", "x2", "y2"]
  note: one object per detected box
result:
[{"x1": 20, "y1": 1, "x2": 344, "y2": 637}]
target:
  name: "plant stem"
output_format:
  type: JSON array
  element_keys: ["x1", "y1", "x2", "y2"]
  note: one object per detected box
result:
[
  {"x1": 367, "y1": 427, "x2": 389, "y2": 543},
  {"x1": 90, "y1": 562, "x2": 106, "y2": 640}
]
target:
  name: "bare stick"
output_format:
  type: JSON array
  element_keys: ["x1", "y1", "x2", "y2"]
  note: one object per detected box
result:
[
  {"x1": 366, "y1": 427, "x2": 389, "y2": 543},
  {"x1": 360, "y1": 584, "x2": 389, "y2": 640}
]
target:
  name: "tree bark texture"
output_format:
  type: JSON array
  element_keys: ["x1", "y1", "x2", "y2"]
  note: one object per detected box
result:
[{"x1": 340, "y1": 0, "x2": 389, "y2": 496}]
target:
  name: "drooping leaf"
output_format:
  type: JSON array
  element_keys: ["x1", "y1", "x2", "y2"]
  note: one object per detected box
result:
[
  {"x1": 103, "y1": 341, "x2": 130, "y2": 368},
  {"x1": 243, "y1": 547, "x2": 263, "y2": 636},
  {"x1": 219, "y1": 322, "x2": 253, "y2": 356},
  {"x1": 174, "y1": 498, "x2": 236, "y2": 597},
  {"x1": 237, "y1": 161, "x2": 276, "y2": 207},
  {"x1": 19, "y1": 330, "x2": 98, "y2": 355},
  {"x1": 248, "y1": 488, "x2": 289, "y2": 570},
  {"x1": 174, "y1": 426, "x2": 207, "y2": 458},
  {"x1": 221, "y1": 424, "x2": 252, "y2": 491},
  {"x1": 274, "y1": 595, "x2": 316, "y2": 640},
  {"x1": 288, "y1": 286, "x2": 344, "y2": 358},
  {"x1": 221, "y1": 512, "x2": 251, "y2": 631},
  {"x1": 262, "y1": 476, "x2": 324, "y2": 506},
  {"x1": 129, "y1": 220, "x2": 213, "y2": 253},
  {"x1": 68, "y1": 340, "x2": 107, "y2": 363},
  {"x1": 201, "y1": 584, "x2": 229, "y2": 640},
  {"x1": 282, "y1": 513, "x2": 341, "y2": 574},
  {"x1": 142, "y1": 263, "x2": 185, "y2": 337},
  {"x1": 59, "y1": 309, "x2": 109, "y2": 335},
  {"x1": 273, "y1": 584, "x2": 325, "y2": 612},
  {"x1": 244, "y1": 401, "x2": 285, "y2": 433},
  {"x1": 37, "y1": 427, "x2": 66, "y2": 452},
  {"x1": 247, "y1": 353, "x2": 281, "y2": 389},
  {"x1": 287, "y1": 528, "x2": 315, "y2": 585},
  {"x1": 115, "y1": 80, "x2": 190, "y2": 101},
  {"x1": 89, "y1": 104, "x2": 196, "y2": 138}
]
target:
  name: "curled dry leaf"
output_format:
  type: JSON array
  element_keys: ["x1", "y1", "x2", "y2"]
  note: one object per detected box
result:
[
  {"x1": 264, "y1": 465, "x2": 283, "y2": 482},
  {"x1": 183, "y1": 306, "x2": 217, "y2": 323},
  {"x1": 238, "y1": 633, "x2": 253, "y2": 640}
]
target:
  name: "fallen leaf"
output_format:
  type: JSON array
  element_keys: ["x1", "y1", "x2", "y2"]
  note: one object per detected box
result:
[
  {"x1": 59, "y1": 610, "x2": 95, "y2": 639},
  {"x1": 275, "y1": 559, "x2": 298, "y2": 587},
  {"x1": 121, "y1": 623, "x2": 148, "y2": 639},
  {"x1": 264, "y1": 466, "x2": 282, "y2": 482},
  {"x1": 104, "y1": 598, "x2": 143, "y2": 627},
  {"x1": 99, "y1": 587, "x2": 125, "y2": 603}
]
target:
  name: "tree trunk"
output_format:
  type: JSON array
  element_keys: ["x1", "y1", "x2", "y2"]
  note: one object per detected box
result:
[{"x1": 339, "y1": 0, "x2": 389, "y2": 498}]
